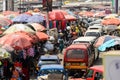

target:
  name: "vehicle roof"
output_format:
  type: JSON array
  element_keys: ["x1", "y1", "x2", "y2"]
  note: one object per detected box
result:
[
  {"x1": 90, "y1": 65, "x2": 103, "y2": 72},
  {"x1": 40, "y1": 64, "x2": 64, "y2": 70},
  {"x1": 85, "y1": 29, "x2": 101, "y2": 32},
  {"x1": 73, "y1": 36, "x2": 96, "y2": 42},
  {"x1": 88, "y1": 25, "x2": 102, "y2": 28},
  {"x1": 66, "y1": 43, "x2": 90, "y2": 49},
  {"x1": 40, "y1": 55, "x2": 58, "y2": 60}
]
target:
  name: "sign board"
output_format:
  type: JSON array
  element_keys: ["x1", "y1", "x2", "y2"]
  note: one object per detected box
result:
[{"x1": 103, "y1": 51, "x2": 120, "y2": 80}]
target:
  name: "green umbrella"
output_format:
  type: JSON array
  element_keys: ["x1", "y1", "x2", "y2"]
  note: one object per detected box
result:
[
  {"x1": 3, "y1": 24, "x2": 35, "y2": 35},
  {"x1": 0, "y1": 48, "x2": 11, "y2": 59}
]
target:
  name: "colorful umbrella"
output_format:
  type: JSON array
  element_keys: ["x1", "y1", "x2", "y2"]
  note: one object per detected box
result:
[
  {"x1": 0, "y1": 34, "x2": 32, "y2": 50},
  {"x1": 104, "y1": 25, "x2": 117, "y2": 31},
  {"x1": 98, "y1": 37, "x2": 120, "y2": 51},
  {"x1": 0, "y1": 18, "x2": 12, "y2": 27},
  {"x1": 12, "y1": 14, "x2": 31, "y2": 22},
  {"x1": 29, "y1": 23, "x2": 46, "y2": 31},
  {"x1": 36, "y1": 31, "x2": 49, "y2": 41},
  {"x1": 104, "y1": 14, "x2": 118, "y2": 19},
  {"x1": 0, "y1": 48, "x2": 11, "y2": 59},
  {"x1": 3, "y1": 24, "x2": 35, "y2": 34},
  {"x1": 102, "y1": 18, "x2": 120, "y2": 25},
  {"x1": 49, "y1": 10, "x2": 65, "y2": 20},
  {"x1": 27, "y1": 14, "x2": 45, "y2": 23},
  {"x1": 94, "y1": 35, "x2": 116, "y2": 48},
  {"x1": 64, "y1": 15, "x2": 76, "y2": 21}
]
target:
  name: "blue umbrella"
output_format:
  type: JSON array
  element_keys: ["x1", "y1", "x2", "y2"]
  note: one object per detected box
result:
[
  {"x1": 27, "y1": 14, "x2": 45, "y2": 23},
  {"x1": 98, "y1": 37, "x2": 120, "y2": 51},
  {"x1": 12, "y1": 14, "x2": 31, "y2": 22},
  {"x1": 98, "y1": 39, "x2": 115, "y2": 51},
  {"x1": 103, "y1": 35, "x2": 113, "y2": 43}
]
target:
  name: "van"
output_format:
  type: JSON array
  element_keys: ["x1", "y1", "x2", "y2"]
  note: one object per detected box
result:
[
  {"x1": 64, "y1": 43, "x2": 95, "y2": 76},
  {"x1": 72, "y1": 36, "x2": 99, "y2": 60},
  {"x1": 84, "y1": 30, "x2": 103, "y2": 38},
  {"x1": 72, "y1": 36, "x2": 96, "y2": 45},
  {"x1": 87, "y1": 25, "x2": 103, "y2": 32}
]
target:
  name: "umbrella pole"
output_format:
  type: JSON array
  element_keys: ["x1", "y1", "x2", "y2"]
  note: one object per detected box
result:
[{"x1": 46, "y1": 11, "x2": 50, "y2": 35}]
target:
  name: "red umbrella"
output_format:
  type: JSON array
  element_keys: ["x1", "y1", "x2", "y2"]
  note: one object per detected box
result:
[
  {"x1": 0, "y1": 33, "x2": 32, "y2": 50},
  {"x1": 49, "y1": 10, "x2": 65, "y2": 20},
  {"x1": 2, "y1": 11, "x2": 19, "y2": 16},
  {"x1": 0, "y1": 18, "x2": 12, "y2": 27},
  {"x1": 36, "y1": 31, "x2": 49, "y2": 41},
  {"x1": 79, "y1": 11, "x2": 94, "y2": 17},
  {"x1": 65, "y1": 15, "x2": 76, "y2": 21},
  {"x1": 29, "y1": 23, "x2": 46, "y2": 31},
  {"x1": 102, "y1": 18, "x2": 120, "y2": 25}
]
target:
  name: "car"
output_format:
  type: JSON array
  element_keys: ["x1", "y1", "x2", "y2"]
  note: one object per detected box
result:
[
  {"x1": 72, "y1": 36, "x2": 96, "y2": 45},
  {"x1": 69, "y1": 65, "x2": 103, "y2": 80},
  {"x1": 84, "y1": 30, "x2": 103, "y2": 38},
  {"x1": 37, "y1": 64, "x2": 67, "y2": 80},
  {"x1": 87, "y1": 25, "x2": 103, "y2": 32},
  {"x1": 36, "y1": 54, "x2": 61, "y2": 71}
]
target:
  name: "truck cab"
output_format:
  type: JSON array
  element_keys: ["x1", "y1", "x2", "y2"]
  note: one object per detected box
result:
[
  {"x1": 64, "y1": 43, "x2": 95, "y2": 76},
  {"x1": 70, "y1": 65, "x2": 103, "y2": 80}
]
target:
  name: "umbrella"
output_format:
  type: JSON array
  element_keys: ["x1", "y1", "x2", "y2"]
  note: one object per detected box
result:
[
  {"x1": 2, "y1": 11, "x2": 19, "y2": 16},
  {"x1": 0, "y1": 18, "x2": 12, "y2": 27},
  {"x1": 98, "y1": 37, "x2": 120, "y2": 51},
  {"x1": 36, "y1": 31, "x2": 49, "y2": 41},
  {"x1": 3, "y1": 24, "x2": 35, "y2": 34},
  {"x1": 12, "y1": 14, "x2": 31, "y2": 22},
  {"x1": 80, "y1": 11, "x2": 94, "y2": 17},
  {"x1": 0, "y1": 34, "x2": 32, "y2": 50},
  {"x1": 104, "y1": 14, "x2": 118, "y2": 19},
  {"x1": 94, "y1": 35, "x2": 116, "y2": 48},
  {"x1": 89, "y1": 19, "x2": 102, "y2": 25},
  {"x1": 2, "y1": 44, "x2": 14, "y2": 52},
  {"x1": 0, "y1": 48, "x2": 11, "y2": 59},
  {"x1": 64, "y1": 15, "x2": 76, "y2": 21},
  {"x1": 27, "y1": 14, "x2": 45, "y2": 23},
  {"x1": 104, "y1": 25, "x2": 117, "y2": 31},
  {"x1": 29, "y1": 23, "x2": 46, "y2": 31},
  {"x1": 49, "y1": 10, "x2": 65, "y2": 20},
  {"x1": 102, "y1": 18, "x2": 120, "y2": 25}
]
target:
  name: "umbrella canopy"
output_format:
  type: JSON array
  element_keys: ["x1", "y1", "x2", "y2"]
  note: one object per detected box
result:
[
  {"x1": 36, "y1": 31, "x2": 49, "y2": 41},
  {"x1": 2, "y1": 11, "x2": 19, "y2": 16},
  {"x1": 104, "y1": 25, "x2": 117, "y2": 31},
  {"x1": 49, "y1": 10, "x2": 65, "y2": 20},
  {"x1": 12, "y1": 14, "x2": 31, "y2": 22},
  {"x1": 0, "y1": 48, "x2": 11, "y2": 59},
  {"x1": 94, "y1": 35, "x2": 116, "y2": 48},
  {"x1": 0, "y1": 34, "x2": 32, "y2": 50},
  {"x1": 27, "y1": 14, "x2": 45, "y2": 23},
  {"x1": 29, "y1": 23, "x2": 46, "y2": 31},
  {"x1": 94, "y1": 12, "x2": 105, "y2": 17},
  {"x1": 64, "y1": 15, "x2": 76, "y2": 21},
  {"x1": 3, "y1": 24, "x2": 35, "y2": 34},
  {"x1": 79, "y1": 11, "x2": 94, "y2": 17},
  {"x1": 102, "y1": 18, "x2": 120, "y2": 25},
  {"x1": 98, "y1": 37, "x2": 120, "y2": 51},
  {"x1": 104, "y1": 14, "x2": 118, "y2": 19},
  {"x1": 0, "y1": 18, "x2": 12, "y2": 27}
]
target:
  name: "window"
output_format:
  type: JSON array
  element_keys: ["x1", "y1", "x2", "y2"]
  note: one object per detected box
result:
[
  {"x1": 66, "y1": 49, "x2": 85, "y2": 59},
  {"x1": 94, "y1": 72, "x2": 103, "y2": 80},
  {"x1": 86, "y1": 69, "x2": 94, "y2": 78}
]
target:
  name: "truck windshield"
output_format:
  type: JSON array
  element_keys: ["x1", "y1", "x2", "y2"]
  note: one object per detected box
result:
[{"x1": 66, "y1": 49, "x2": 85, "y2": 59}]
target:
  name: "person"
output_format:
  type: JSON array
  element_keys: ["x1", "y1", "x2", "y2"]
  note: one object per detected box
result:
[{"x1": 58, "y1": 36, "x2": 64, "y2": 53}]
